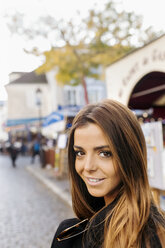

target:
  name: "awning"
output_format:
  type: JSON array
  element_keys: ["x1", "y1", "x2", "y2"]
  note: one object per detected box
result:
[
  {"x1": 42, "y1": 111, "x2": 66, "y2": 138},
  {"x1": 42, "y1": 106, "x2": 83, "y2": 128},
  {"x1": 5, "y1": 117, "x2": 45, "y2": 127},
  {"x1": 129, "y1": 72, "x2": 165, "y2": 119},
  {"x1": 42, "y1": 112, "x2": 64, "y2": 127},
  {"x1": 57, "y1": 105, "x2": 83, "y2": 117}
]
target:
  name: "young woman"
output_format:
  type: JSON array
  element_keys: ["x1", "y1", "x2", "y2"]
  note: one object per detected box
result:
[{"x1": 51, "y1": 99, "x2": 165, "y2": 248}]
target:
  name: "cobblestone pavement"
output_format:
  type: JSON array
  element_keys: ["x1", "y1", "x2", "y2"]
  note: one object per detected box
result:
[{"x1": 0, "y1": 154, "x2": 74, "y2": 248}]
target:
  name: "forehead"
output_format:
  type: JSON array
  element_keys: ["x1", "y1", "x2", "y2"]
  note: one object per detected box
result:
[{"x1": 74, "y1": 123, "x2": 109, "y2": 145}]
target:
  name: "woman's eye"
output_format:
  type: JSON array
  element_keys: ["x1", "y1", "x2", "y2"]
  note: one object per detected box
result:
[
  {"x1": 99, "y1": 151, "x2": 112, "y2": 158},
  {"x1": 74, "y1": 151, "x2": 84, "y2": 157}
]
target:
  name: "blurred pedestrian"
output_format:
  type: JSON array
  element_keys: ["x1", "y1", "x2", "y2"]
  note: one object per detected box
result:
[
  {"x1": 40, "y1": 137, "x2": 47, "y2": 168},
  {"x1": 8, "y1": 139, "x2": 20, "y2": 168},
  {"x1": 20, "y1": 140, "x2": 28, "y2": 156},
  {"x1": 31, "y1": 138, "x2": 41, "y2": 164},
  {"x1": 51, "y1": 99, "x2": 165, "y2": 248}
]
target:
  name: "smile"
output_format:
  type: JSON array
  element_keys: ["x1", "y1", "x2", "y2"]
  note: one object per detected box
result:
[{"x1": 86, "y1": 177, "x2": 105, "y2": 185}]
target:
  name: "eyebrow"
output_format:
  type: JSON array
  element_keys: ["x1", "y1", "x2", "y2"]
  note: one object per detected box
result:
[{"x1": 73, "y1": 145, "x2": 110, "y2": 151}]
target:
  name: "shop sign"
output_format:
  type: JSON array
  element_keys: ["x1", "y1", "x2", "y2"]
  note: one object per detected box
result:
[
  {"x1": 119, "y1": 48, "x2": 165, "y2": 98},
  {"x1": 141, "y1": 121, "x2": 164, "y2": 190}
]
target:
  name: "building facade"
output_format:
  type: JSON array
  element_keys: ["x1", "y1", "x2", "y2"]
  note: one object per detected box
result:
[
  {"x1": 5, "y1": 70, "x2": 106, "y2": 138},
  {"x1": 105, "y1": 34, "x2": 165, "y2": 120},
  {"x1": 105, "y1": 35, "x2": 165, "y2": 191},
  {"x1": 0, "y1": 101, "x2": 8, "y2": 141},
  {"x1": 5, "y1": 71, "x2": 52, "y2": 131}
]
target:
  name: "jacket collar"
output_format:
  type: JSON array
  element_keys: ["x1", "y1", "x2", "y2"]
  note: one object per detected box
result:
[
  {"x1": 57, "y1": 195, "x2": 120, "y2": 242},
  {"x1": 57, "y1": 218, "x2": 88, "y2": 241}
]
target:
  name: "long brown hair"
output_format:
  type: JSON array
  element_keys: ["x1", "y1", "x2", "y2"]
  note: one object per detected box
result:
[{"x1": 67, "y1": 99, "x2": 165, "y2": 247}]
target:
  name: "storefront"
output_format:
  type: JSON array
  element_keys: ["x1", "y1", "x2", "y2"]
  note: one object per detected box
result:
[
  {"x1": 105, "y1": 34, "x2": 165, "y2": 113},
  {"x1": 41, "y1": 106, "x2": 82, "y2": 172},
  {"x1": 105, "y1": 34, "x2": 165, "y2": 208}
]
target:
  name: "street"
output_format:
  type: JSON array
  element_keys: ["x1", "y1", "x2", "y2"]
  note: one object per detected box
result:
[{"x1": 0, "y1": 154, "x2": 74, "y2": 248}]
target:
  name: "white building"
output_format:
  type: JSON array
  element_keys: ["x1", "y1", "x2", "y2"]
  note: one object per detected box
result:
[
  {"x1": 5, "y1": 71, "x2": 52, "y2": 132},
  {"x1": 5, "y1": 69, "x2": 106, "y2": 137},
  {"x1": 45, "y1": 70, "x2": 106, "y2": 111},
  {"x1": 42, "y1": 70, "x2": 106, "y2": 138},
  {"x1": 105, "y1": 34, "x2": 165, "y2": 119},
  {"x1": 0, "y1": 101, "x2": 8, "y2": 141},
  {"x1": 105, "y1": 34, "x2": 165, "y2": 191}
]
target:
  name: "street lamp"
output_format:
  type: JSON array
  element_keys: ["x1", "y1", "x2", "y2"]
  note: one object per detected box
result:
[{"x1": 35, "y1": 88, "x2": 42, "y2": 136}]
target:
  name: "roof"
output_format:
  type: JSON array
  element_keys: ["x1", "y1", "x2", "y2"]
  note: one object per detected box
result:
[
  {"x1": 9, "y1": 72, "x2": 27, "y2": 77},
  {"x1": 9, "y1": 71, "x2": 47, "y2": 84},
  {"x1": 106, "y1": 33, "x2": 165, "y2": 68}
]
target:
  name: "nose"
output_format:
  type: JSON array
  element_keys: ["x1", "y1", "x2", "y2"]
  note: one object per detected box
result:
[{"x1": 84, "y1": 154, "x2": 97, "y2": 171}]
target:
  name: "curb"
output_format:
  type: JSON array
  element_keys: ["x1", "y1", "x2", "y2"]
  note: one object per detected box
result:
[{"x1": 26, "y1": 166, "x2": 72, "y2": 208}]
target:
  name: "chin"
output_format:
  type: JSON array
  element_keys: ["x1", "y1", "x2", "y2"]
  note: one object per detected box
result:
[{"x1": 87, "y1": 189, "x2": 105, "y2": 198}]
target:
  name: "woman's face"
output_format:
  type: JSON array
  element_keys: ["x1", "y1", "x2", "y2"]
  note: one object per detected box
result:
[{"x1": 74, "y1": 123, "x2": 121, "y2": 205}]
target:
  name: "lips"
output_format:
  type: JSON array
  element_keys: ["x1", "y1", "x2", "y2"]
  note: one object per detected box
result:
[{"x1": 86, "y1": 177, "x2": 105, "y2": 185}]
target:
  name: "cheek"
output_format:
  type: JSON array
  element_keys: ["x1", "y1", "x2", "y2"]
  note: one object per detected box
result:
[
  {"x1": 113, "y1": 166, "x2": 121, "y2": 184},
  {"x1": 105, "y1": 162, "x2": 121, "y2": 181},
  {"x1": 115, "y1": 173, "x2": 121, "y2": 185},
  {"x1": 75, "y1": 160, "x2": 81, "y2": 175}
]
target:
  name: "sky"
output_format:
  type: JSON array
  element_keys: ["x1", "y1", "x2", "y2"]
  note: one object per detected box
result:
[{"x1": 0, "y1": 0, "x2": 165, "y2": 101}]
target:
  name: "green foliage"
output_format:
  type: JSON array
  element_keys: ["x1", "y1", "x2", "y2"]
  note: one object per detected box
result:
[
  {"x1": 6, "y1": 0, "x2": 160, "y2": 101},
  {"x1": 36, "y1": 0, "x2": 159, "y2": 88}
]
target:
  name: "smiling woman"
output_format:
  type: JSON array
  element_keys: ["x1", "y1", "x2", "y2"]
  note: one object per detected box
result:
[
  {"x1": 51, "y1": 99, "x2": 165, "y2": 248},
  {"x1": 74, "y1": 123, "x2": 121, "y2": 205}
]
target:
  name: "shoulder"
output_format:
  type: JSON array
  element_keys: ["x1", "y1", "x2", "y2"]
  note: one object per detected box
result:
[
  {"x1": 51, "y1": 218, "x2": 80, "y2": 248},
  {"x1": 56, "y1": 218, "x2": 80, "y2": 236}
]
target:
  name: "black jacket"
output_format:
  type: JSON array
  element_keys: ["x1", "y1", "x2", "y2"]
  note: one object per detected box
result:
[
  {"x1": 51, "y1": 218, "x2": 84, "y2": 248},
  {"x1": 51, "y1": 199, "x2": 163, "y2": 248},
  {"x1": 51, "y1": 197, "x2": 115, "y2": 248}
]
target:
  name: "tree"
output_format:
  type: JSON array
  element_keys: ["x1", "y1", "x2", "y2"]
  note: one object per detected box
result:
[{"x1": 6, "y1": 1, "x2": 160, "y2": 104}]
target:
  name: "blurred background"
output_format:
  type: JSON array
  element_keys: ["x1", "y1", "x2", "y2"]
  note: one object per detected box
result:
[{"x1": 0, "y1": 0, "x2": 165, "y2": 247}]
